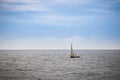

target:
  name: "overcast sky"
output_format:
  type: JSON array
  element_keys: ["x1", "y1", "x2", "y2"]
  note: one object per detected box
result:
[{"x1": 0, "y1": 0, "x2": 120, "y2": 49}]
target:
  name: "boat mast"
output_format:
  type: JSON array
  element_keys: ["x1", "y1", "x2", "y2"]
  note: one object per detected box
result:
[{"x1": 71, "y1": 44, "x2": 74, "y2": 56}]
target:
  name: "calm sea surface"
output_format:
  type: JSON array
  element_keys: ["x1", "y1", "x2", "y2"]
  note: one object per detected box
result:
[{"x1": 0, "y1": 50, "x2": 120, "y2": 80}]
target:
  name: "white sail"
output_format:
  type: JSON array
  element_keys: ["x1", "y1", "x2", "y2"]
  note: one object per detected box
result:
[
  {"x1": 70, "y1": 44, "x2": 74, "y2": 56},
  {"x1": 70, "y1": 44, "x2": 80, "y2": 58}
]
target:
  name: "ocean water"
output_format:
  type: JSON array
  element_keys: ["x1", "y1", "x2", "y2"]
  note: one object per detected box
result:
[{"x1": 0, "y1": 50, "x2": 120, "y2": 80}]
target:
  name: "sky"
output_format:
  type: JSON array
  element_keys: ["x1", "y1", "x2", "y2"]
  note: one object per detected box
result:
[{"x1": 0, "y1": 0, "x2": 120, "y2": 49}]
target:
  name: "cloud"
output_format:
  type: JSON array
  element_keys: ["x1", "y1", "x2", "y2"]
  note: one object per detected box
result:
[
  {"x1": 1, "y1": 3, "x2": 50, "y2": 12},
  {"x1": 1, "y1": 0, "x2": 120, "y2": 14},
  {"x1": 0, "y1": 0, "x2": 51, "y2": 12},
  {"x1": 0, "y1": 36, "x2": 81, "y2": 49},
  {"x1": 0, "y1": 0, "x2": 95, "y2": 4},
  {"x1": 1, "y1": 12, "x2": 117, "y2": 27},
  {"x1": 0, "y1": 0, "x2": 37, "y2": 3},
  {"x1": 51, "y1": 0, "x2": 96, "y2": 5},
  {"x1": 0, "y1": 37, "x2": 120, "y2": 50},
  {"x1": 2, "y1": 0, "x2": 119, "y2": 27},
  {"x1": 51, "y1": 0, "x2": 120, "y2": 7},
  {"x1": 31, "y1": 15, "x2": 82, "y2": 26},
  {"x1": 0, "y1": 14, "x2": 81, "y2": 26}
]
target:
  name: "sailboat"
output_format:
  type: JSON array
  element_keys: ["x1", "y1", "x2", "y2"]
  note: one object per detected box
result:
[{"x1": 70, "y1": 44, "x2": 80, "y2": 58}]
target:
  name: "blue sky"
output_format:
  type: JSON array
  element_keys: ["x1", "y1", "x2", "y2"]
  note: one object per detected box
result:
[{"x1": 0, "y1": 0, "x2": 120, "y2": 49}]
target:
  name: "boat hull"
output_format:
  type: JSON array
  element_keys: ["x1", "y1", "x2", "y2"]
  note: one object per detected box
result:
[{"x1": 70, "y1": 56, "x2": 80, "y2": 58}]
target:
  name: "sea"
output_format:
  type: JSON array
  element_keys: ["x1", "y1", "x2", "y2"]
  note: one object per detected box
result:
[{"x1": 0, "y1": 50, "x2": 120, "y2": 80}]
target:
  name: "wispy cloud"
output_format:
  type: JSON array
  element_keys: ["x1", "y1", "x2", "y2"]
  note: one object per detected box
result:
[
  {"x1": 0, "y1": 13, "x2": 97, "y2": 27},
  {"x1": 51, "y1": 0, "x2": 120, "y2": 8},
  {"x1": 0, "y1": 0, "x2": 37, "y2": 3},
  {"x1": 1, "y1": 11, "x2": 118, "y2": 27},
  {"x1": 1, "y1": 3, "x2": 50, "y2": 12},
  {"x1": 0, "y1": 0, "x2": 51, "y2": 12},
  {"x1": 1, "y1": 0, "x2": 120, "y2": 14},
  {"x1": 51, "y1": 0, "x2": 96, "y2": 5},
  {"x1": 0, "y1": 0, "x2": 96, "y2": 4}
]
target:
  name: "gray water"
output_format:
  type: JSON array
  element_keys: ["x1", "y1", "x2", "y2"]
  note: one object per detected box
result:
[{"x1": 0, "y1": 50, "x2": 120, "y2": 80}]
